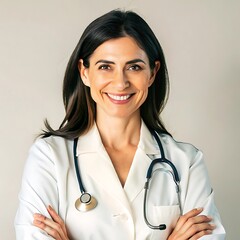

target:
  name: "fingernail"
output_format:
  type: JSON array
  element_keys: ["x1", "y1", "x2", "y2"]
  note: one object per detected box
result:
[
  {"x1": 210, "y1": 224, "x2": 216, "y2": 229},
  {"x1": 33, "y1": 213, "x2": 46, "y2": 221},
  {"x1": 48, "y1": 205, "x2": 53, "y2": 211},
  {"x1": 33, "y1": 213, "x2": 42, "y2": 218},
  {"x1": 33, "y1": 219, "x2": 42, "y2": 224},
  {"x1": 207, "y1": 216, "x2": 213, "y2": 220},
  {"x1": 196, "y1": 207, "x2": 203, "y2": 211}
]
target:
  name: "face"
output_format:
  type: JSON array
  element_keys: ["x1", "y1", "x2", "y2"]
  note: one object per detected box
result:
[{"x1": 79, "y1": 37, "x2": 160, "y2": 120}]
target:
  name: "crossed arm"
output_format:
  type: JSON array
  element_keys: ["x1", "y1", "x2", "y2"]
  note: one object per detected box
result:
[{"x1": 33, "y1": 206, "x2": 215, "y2": 240}]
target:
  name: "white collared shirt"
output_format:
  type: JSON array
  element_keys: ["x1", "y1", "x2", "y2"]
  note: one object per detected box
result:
[{"x1": 15, "y1": 121, "x2": 226, "y2": 239}]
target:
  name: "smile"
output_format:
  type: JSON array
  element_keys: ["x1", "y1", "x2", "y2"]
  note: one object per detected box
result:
[{"x1": 107, "y1": 93, "x2": 132, "y2": 101}]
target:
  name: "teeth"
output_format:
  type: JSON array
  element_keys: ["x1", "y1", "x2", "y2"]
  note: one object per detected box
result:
[{"x1": 108, "y1": 94, "x2": 131, "y2": 101}]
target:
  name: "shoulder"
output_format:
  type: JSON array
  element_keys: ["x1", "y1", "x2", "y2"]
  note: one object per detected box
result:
[
  {"x1": 33, "y1": 135, "x2": 73, "y2": 152},
  {"x1": 27, "y1": 136, "x2": 74, "y2": 167},
  {"x1": 159, "y1": 133, "x2": 203, "y2": 166},
  {"x1": 160, "y1": 134, "x2": 199, "y2": 154}
]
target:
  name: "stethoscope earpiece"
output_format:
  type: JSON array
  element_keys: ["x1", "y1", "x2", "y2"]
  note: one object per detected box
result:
[{"x1": 75, "y1": 193, "x2": 98, "y2": 212}]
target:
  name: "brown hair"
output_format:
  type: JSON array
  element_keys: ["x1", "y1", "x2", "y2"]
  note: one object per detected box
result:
[{"x1": 41, "y1": 9, "x2": 170, "y2": 139}]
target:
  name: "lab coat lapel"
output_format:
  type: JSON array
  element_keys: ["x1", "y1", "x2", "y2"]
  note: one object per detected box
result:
[
  {"x1": 124, "y1": 121, "x2": 160, "y2": 203},
  {"x1": 76, "y1": 124, "x2": 132, "y2": 214},
  {"x1": 124, "y1": 148, "x2": 152, "y2": 202}
]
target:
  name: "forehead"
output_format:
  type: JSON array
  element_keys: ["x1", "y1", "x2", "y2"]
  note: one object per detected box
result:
[{"x1": 89, "y1": 37, "x2": 148, "y2": 62}]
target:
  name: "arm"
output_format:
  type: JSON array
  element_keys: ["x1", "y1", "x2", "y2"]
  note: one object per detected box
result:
[
  {"x1": 169, "y1": 149, "x2": 226, "y2": 239},
  {"x1": 15, "y1": 139, "x2": 66, "y2": 239},
  {"x1": 33, "y1": 205, "x2": 69, "y2": 240},
  {"x1": 167, "y1": 208, "x2": 215, "y2": 239}
]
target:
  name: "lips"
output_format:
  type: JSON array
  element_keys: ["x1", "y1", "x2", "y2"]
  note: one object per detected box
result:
[{"x1": 107, "y1": 93, "x2": 132, "y2": 101}]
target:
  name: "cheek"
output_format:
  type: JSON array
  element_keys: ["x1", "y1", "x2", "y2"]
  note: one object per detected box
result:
[
  {"x1": 88, "y1": 77, "x2": 108, "y2": 102},
  {"x1": 132, "y1": 72, "x2": 152, "y2": 88},
  {"x1": 135, "y1": 79, "x2": 151, "y2": 92},
  {"x1": 88, "y1": 72, "x2": 109, "y2": 89}
]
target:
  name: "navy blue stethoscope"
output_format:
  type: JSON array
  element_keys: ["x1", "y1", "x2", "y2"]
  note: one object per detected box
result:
[{"x1": 73, "y1": 130, "x2": 182, "y2": 230}]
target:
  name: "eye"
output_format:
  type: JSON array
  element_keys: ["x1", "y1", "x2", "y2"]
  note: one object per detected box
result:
[
  {"x1": 128, "y1": 64, "x2": 142, "y2": 71},
  {"x1": 98, "y1": 64, "x2": 111, "y2": 70}
]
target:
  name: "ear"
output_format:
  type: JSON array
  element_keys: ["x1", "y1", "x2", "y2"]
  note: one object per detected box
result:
[
  {"x1": 148, "y1": 61, "x2": 160, "y2": 87},
  {"x1": 78, "y1": 59, "x2": 90, "y2": 87}
]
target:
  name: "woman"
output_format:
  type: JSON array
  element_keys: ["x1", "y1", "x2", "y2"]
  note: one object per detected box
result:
[{"x1": 15, "y1": 9, "x2": 226, "y2": 239}]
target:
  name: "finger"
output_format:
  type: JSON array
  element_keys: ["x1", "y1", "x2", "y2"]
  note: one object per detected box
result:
[
  {"x1": 47, "y1": 206, "x2": 68, "y2": 236},
  {"x1": 33, "y1": 218, "x2": 62, "y2": 240},
  {"x1": 47, "y1": 206, "x2": 62, "y2": 224},
  {"x1": 33, "y1": 213, "x2": 67, "y2": 240},
  {"x1": 182, "y1": 223, "x2": 216, "y2": 239},
  {"x1": 189, "y1": 229, "x2": 213, "y2": 240},
  {"x1": 173, "y1": 208, "x2": 203, "y2": 232},
  {"x1": 180, "y1": 215, "x2": 213, "y2": 234}
]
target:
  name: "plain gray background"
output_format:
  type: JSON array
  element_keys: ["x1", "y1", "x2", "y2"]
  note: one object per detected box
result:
[{"x1": 1, "y1": 0, "x2": 239, "y2": 239}]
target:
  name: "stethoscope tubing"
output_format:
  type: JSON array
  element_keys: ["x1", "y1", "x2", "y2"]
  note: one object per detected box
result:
[
  {"x1": 73, "y1": 138, "x2": 86, "y2": 194},
  {"x1": 143, "y1": 130, "x2": 182, "y2": 229},
  {"x1": 73, "y1": 129, "x2": 182, "y2": 228}
]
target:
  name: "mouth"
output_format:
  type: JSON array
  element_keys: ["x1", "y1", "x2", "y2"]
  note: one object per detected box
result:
[{"x1": 107, "y1": 93, "x2": 132, "y2": 101}]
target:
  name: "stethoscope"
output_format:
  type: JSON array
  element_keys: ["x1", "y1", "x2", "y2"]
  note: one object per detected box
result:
[{"x1": 73, "y1": 130, "x2": 182, "y2": 230}]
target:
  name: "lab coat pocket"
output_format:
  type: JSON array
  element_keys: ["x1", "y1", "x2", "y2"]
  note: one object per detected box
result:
[{"x1": 150, "y1": 205, "x2": 180, "y2": 240}]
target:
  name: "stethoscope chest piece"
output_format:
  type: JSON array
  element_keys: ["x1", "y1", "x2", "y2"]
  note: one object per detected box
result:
[{"x1": 75, "y1": 192, "x2": 98, "y2": 212}]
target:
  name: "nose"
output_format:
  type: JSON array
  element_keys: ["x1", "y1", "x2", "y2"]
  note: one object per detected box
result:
[{"x1": 112, "y1": 70, "x2": 130, "y2": 90}]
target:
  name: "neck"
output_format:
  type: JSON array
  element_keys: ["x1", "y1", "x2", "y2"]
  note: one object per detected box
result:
[{"x1": 96, "y1": 114, "x2": 141, "y2": 150}]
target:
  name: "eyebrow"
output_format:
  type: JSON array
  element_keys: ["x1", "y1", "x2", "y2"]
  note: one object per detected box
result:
[{"x1": 95, "y1": 59, "x2": 146, "y2": 65}]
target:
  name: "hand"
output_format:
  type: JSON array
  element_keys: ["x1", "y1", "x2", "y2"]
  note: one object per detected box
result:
[
  {"x1": 167, "y1": 208, "x2": 216, "y2": 240},
  {"x1": 33, "y1": 205, "x2": 70, "y2": 240}
]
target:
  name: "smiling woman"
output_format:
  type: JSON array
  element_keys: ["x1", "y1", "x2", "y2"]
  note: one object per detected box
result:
[
  {"x1": 38, "y1": 10, "x2": 170, "y2": 140},
  {"x1": 15, "y1": 9, "x2": 226, "y2": 240},
  {"x1": 79, "y1": 37, "x2": 160, "y2": 120}
]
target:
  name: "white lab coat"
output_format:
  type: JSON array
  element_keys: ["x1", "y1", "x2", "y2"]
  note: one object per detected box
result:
[{"x1": 15, "y1": 121, "x2": 226, "y2": 239}]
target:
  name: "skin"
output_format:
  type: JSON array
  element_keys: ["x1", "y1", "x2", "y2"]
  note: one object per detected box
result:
[
  {"x1": 79, "y1": 37, "x2": 158, "y2": 121},
  {"x1": 33, "y1": 206, "x2": 69, "y2": 240},
  {"x1": 79, "y1": 37, "x2": 159, "y2": 185},
  {"x1": 33, "y1": 37, "x2": 216, "y2": 239}
]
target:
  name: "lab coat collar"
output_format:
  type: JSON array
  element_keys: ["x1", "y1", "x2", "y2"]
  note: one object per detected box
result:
[
  {"x1": 76, "y1": 123, "x2": 132, "y2": 214},
  {"x1": 75, "y1": 120, "x2": 160, "y2": 211},
  {"x1": 76, "y1": 120, "x2": 160, "y2": 156},
  {"x1": 124, "y1": 121, "x2": 160, "y2": 202},
  {"x1": 76, "y1": 122, "x2": 103, "y2": 155},
  {"x1": 138, "y1": 120, "x2": 160, "y2": 155}
]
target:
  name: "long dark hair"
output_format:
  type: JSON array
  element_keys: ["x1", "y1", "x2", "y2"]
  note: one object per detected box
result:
[{"x1": 42, "y1": 9, "x2": 170, "y2": 139}]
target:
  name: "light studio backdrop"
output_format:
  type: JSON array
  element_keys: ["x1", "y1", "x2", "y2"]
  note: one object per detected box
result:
[{"x1": 0, "y1": 0, "x2": 239, "y2": 239}]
